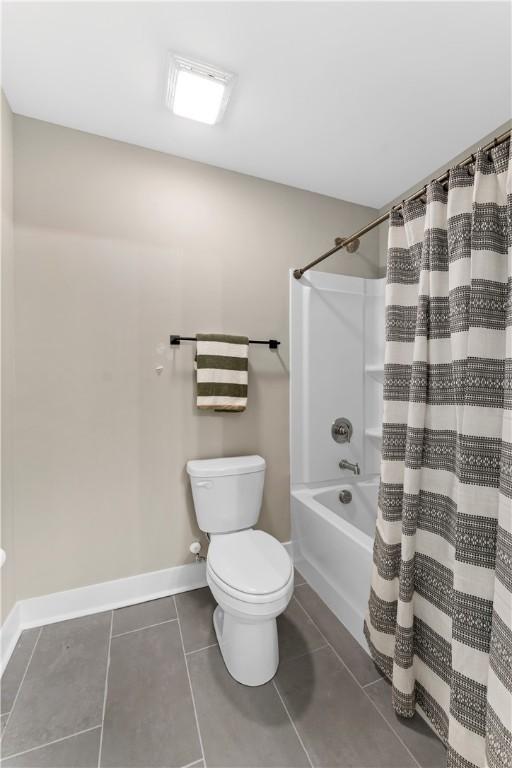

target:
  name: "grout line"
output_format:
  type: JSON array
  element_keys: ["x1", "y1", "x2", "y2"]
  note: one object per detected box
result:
[
  {"x1": 293, "y1": 593, "x2": 422, "y2": 768},
  {"x1": 111, "y1": 617, "x2": 178, "y2": 638},
  {"x1": 358, "y1": 688, "x2": 422, "y2": 768},
  {"x1": 185, "y1": 643, "x2": 218, "y2": 657},
  {"x1": 293, "y1": 594, "x2": 371, "y2": 688},
  {"x1": 1, "y1": 725, "x2": 102, "y2": 761},
  {"x1": 272, "y1": 680, "x2": 313, "y2": 768},
  {"x1": 281, "y1": 644, "x2": 329, "y2": 666},
  {"x1": 180, "y1": 758, "x2": 204, "y2": 768},
  {"x1": 358, "y1": 692, "x2": 422, "y2": 768},
  {"x1": 2, "y1": 626, "x2": 43, "y2": 735},
  {"x1": 97, "y1": 610, "x2": 113, "y2": 768},
  {"x1": 363, "y1": 676, "x2": 384, "y2": 689},
  {"x1": 174, "y1": 595, "x2": 207, "y2": 768}
]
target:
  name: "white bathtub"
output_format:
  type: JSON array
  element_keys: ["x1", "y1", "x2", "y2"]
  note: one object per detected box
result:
[{"x1": 291, "y1": 478, "x2": 378, "y2": 648}]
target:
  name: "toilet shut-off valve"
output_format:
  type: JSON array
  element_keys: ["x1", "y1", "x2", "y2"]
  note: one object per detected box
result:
[{"x1": 189, "y1": 541, "x2": 206, "y2": 562}]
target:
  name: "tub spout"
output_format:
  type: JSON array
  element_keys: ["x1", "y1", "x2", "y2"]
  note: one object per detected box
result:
[{"x1": 339, "y1": 459, "x2": 360, "y2": 475}]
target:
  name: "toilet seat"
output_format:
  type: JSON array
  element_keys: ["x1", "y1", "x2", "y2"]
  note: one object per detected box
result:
[{"x1": 207, "y1": 529, "x2": 292, "y2": 604}]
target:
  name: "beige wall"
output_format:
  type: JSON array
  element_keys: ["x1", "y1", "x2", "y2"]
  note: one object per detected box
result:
[
  {"x1": 11, "y1": 116, "x2": 380, "y2": 602},
  {"x1": 1, "y1": 93, "x2": 16, "y2": 620}
]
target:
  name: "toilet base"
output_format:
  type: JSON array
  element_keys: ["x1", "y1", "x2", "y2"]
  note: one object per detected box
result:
[{"x1": 213, "y1": 605, "x2": 279, "y2": 686}]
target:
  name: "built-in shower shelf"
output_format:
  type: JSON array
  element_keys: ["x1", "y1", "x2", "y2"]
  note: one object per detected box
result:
[
  {"x1": 365, "y1": 364, "x2": 384, "y2": 381},
  {"x1": 365, "y1": 427, "x2": 382, "y2": 440}
]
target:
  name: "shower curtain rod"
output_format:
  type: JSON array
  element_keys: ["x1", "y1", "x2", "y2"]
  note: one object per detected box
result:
[{"x1": 293, "y1": 127, "x2": 511, "y2": 280}]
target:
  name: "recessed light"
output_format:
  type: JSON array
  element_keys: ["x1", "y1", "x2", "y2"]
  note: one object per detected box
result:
[{"x1": 167, "y1": 54, "x2": 235, "y2": 125}]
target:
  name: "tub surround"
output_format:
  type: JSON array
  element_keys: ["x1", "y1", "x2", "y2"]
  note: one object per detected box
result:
[
  {"x1": 290, "y1": 271, "x2": 385, "y2": 486},
  {"x1": 290, "y1": 271, "x2": 385, "y2": 647}
]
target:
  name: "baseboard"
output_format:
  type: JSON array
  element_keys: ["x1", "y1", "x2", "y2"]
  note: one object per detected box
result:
[
  {"x1": 0, "y1": 602, "x2": 22, "y2": 677},
  {"x1": 1, "y1": 540, "x2": 293, "y2": 674},
  {"x1": 1, "y1": 559, "x2": 207, "y2": 674}
]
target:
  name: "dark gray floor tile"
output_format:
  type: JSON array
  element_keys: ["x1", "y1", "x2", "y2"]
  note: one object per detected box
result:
[
  {"x1": 100, "y1": 620, "x2": 201, "y2": 768},
  {"x1": 276, "y1": 646, "x2": 416, "y2": 767},
  {"x1": 295, "y1": 583, "x2": 382, "y2": 686},
  {"x1": 277, "y1": 598, "x2": 325, "y2": 662},
  {"x1": 2, "y1": 614, "x2": 110, "y2": 758},
  {"x1": 111, "y1": 597, "x2": 176, "y2": 636},
  {"x1": 1, "y1": 714, "x2": 9, "y2": 734},
  {"x1": 1, "y1": 629, "x2": 40, "y2": 714},
  {"x1": 365, "y1": 679, "x2": 447, "y2": 768},
  {"x1": 1, "y1": 727, "x2": 101, "y2": 767},
  {"x1": 175, "y1": 588, "x2": 217, "y2": 653},
  {"x1": 188, "y1": 645, "x2": 310, "y2": 768}
]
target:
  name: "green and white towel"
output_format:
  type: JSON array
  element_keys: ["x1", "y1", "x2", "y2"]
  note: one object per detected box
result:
[{"x1": 196, "y1": 333, "x2": 249, "y2": 412}]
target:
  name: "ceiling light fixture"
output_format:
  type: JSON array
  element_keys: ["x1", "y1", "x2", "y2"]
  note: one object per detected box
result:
[{"x1": 166, "y1": 54, "x2": 235, "y2": 125}]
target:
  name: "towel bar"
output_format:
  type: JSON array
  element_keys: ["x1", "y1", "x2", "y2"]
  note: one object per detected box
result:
[{"x1": 170, "y1": 335, "x2": 280, "y2": 350}]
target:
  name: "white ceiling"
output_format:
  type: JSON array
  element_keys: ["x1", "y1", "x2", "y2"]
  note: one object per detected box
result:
[{"x1": 2, "y1": 1, "x2": 511, "y2": 208}]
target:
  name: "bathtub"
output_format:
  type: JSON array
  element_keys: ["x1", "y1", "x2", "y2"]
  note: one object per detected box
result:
[{"x1": 291, "y1": 478, "x2": 378, "y2": 648}]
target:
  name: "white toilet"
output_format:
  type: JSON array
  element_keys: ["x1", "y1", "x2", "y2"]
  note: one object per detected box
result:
[{"x1": 186, "y1": 455, "x2": 293, "y2": 686}]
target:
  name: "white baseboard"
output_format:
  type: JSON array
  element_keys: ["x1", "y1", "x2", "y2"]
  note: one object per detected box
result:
[
  {"x1": 1, "y1": 559, "x2": 207, "y2": 674},
  {"x1": 1, "y1": 540, "x2": 293, "y2": 674},
  {"x1": 0, "y1": 602, "x2": 22, "y2": 677}
]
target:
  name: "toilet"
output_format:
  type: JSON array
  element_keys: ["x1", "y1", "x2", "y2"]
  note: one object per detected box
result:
[{"x1": 186, "y1": 455, "x2": 293, "y2": 686}]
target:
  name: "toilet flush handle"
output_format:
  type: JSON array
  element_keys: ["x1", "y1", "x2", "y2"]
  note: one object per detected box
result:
[{"x1": 195, "y1": 480, "x2": 213, "y2": 488}]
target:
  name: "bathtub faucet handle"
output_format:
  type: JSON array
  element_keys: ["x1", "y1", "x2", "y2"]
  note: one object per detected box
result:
[{"x1": 331, "y1": 417, "x2": 353, "y2": 444}]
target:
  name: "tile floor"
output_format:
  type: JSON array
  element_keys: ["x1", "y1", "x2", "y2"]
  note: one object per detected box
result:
[{"x1": 0, "y1": 571, "x2": 446, "y2": 767}]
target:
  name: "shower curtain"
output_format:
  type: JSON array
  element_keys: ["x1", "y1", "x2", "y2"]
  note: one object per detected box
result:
[{"x1": 365, "y1": 139, "x2": 511, "y2": 768}]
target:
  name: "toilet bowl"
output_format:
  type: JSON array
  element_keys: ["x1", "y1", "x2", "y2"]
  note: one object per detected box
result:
[
  {"x1": 207, "y1": 529, "x2": 293, "y2": 686},
  {"x1": 186, "y1": 456, "x2": 293, "y2": 686}
]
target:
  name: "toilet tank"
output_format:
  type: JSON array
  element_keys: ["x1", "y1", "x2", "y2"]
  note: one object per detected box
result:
[{"x1": 186, "y1": 455, "x2": 265, "y2": 534}]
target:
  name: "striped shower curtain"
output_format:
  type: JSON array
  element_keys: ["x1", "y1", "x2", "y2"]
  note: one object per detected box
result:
[{"x1": 364, "y1": 139, "x2": 511, "y2": 768}]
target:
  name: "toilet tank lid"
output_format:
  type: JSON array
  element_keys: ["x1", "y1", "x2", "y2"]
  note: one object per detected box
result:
[{"x1": 186, "y1": 455, "x2": 265, "y2": 478}]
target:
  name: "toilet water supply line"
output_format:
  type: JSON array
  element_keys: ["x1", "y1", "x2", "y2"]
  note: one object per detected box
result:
[{"x1": 190, "y1": 540, "x2": 206, "y2": 562}]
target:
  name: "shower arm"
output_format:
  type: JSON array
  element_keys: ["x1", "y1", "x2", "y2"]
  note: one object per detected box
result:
[{"x1": 293, "y1": 127, "x2": 511, "y2": 281}]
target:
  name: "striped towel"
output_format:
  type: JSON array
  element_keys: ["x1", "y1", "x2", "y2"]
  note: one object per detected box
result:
[{"x1": 196, "y1": 333, "x2": 249, "y2": 412}]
